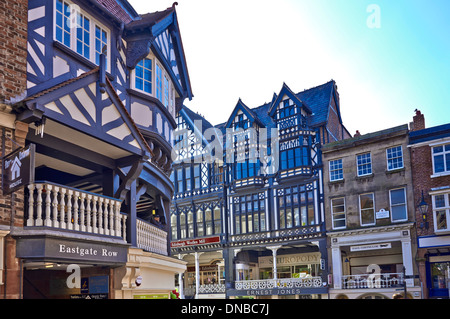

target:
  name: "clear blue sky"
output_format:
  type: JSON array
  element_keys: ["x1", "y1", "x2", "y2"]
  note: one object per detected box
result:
[{"x1": 128, "y1": 0, "x2": 450, "y2": 135}]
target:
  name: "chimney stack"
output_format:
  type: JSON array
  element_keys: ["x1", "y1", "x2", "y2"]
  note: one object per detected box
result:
[{"x1": 411, "y1": 109, "x2": 425, "y2": 131}]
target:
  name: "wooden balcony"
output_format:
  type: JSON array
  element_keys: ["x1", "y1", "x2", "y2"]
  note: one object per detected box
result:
[
  {"x1": 26, "y1": 182, "x2": 127, "y2": 240},
  {"x1": 25, "y1": 182, "x2": 169, "y2": 256}
]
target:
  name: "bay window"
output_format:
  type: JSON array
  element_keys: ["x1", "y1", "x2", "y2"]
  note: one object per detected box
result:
[
  {"x1": 55, "y1": 0, "x2": 110, "y2": 69},
  {"x1": 133, "y1": 55, "x2": 175, "y2": 109}
]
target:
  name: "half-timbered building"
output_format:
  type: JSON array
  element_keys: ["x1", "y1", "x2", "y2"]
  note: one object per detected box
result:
[
  {"x1": 170, "y1": 80, "x2": 351, "y2": 299},
  {"x1": 1, "y1": 0, "x2": 192, "y2": 299}
]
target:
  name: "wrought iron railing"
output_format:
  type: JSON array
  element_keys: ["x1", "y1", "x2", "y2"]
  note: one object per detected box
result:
[
  {"x1": 341, "y1": 273, "x2": 404, "y2": 289},
  {"x1": 235, "y1": 277, "x2": 323, "y2": 290}
]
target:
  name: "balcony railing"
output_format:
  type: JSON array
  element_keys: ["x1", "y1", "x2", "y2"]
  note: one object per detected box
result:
[
  {"x1": 136, "y1": 218, "x2": 168, "y2": 255},
  {"x1": 235, "y1": 277, "x2": 323, "y2": 290},
  {"x1": 341, "y1": 273, "x2": 404, "y2": 289},
  {"x1": 26, "y1": 182, "x2": 127, "y2": 240}
]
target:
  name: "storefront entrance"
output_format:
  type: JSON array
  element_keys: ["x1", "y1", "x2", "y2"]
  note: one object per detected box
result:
[
  {"x1": 23, "y1": 263, "x2": 112, "y2": 299},
  {"x1": 428, "y1": 257, "x2": 450, "y2": 298}
]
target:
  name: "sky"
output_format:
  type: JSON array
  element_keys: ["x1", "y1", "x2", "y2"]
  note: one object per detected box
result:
[{"x1": 128, "y1": 0, "x2": 450, "y2": 135}]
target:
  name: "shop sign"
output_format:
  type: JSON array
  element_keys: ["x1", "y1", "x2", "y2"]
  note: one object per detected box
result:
[
  {"x1": 350, "y1": 243, "x2": 391, "y2": 252},
  {"x1": 16, "y1": 237, "x2": 128, "y2": 264},
  {"x1": 81, "y1": 276, "x2": 109, "y2": 294},
  {"x1": 229, "y1": 288, "x2": 327, "y2": 297},
  {"x1": 133, "y1": 294, "x2": 169, "y2": 299},
  {"x1": 258, "y1": 253, "x2": 321, "y2": 268},
  {"x1": 70, "y1": 294, "x2": 108, "y2": 299},
  {"x1": 171, "y1": 236, "x2": 221, "y2": 248},
  {"x1": 376, "y1": 209, "x2": 390, "y2": 219},
  {"x1": 2, "y1": 144, "x2": 35, "y2": 195}
]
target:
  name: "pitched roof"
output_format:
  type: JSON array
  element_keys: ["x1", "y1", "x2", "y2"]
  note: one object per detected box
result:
[
  {"x1": 16, "y1": 68, "x2": 153, "y2": 157},
  {"x1": 296, "y1": 80, "x2": 336, "y2": 127},
  {"x1": 124, "y1": 5, "x2": 175, "y2": 31},
  {"x1": 180, "y1": 80, "x2": 341, "y2": 142},
  {"x1": 94, "y1": 0, "x2": 134, "y2": 24}
]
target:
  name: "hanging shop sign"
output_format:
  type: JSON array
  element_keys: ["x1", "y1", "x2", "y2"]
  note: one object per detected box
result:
[{"x1": 2, "y1": 144, "x2": 35, "y2": 194}]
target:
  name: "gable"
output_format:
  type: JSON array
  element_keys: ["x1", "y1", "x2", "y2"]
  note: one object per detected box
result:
[
  {"x1": 225, "y1": 99, "x2": 263, "y2": 129},
  {"x1": 154, "y1": 29, "x2": 181, "y2": 87},
  {"x1": 269, "y1": 83, "x2": 312, "y2": 118},
  {"x1": 20, "y1": 70, "x2": 150, "y2": 157}
]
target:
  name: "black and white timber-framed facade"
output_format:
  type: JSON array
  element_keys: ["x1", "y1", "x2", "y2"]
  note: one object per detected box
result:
[
  {"x1": 1, "y1": 0, "x2": 193, "y2": 299},
  {"x1": 170, "y1": 81, "x2": 351, "y2": 299}
]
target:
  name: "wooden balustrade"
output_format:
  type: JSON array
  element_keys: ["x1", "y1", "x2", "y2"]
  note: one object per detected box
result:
[{"x1": 26, "y1": 182, "x2": 127, "y2": 241}]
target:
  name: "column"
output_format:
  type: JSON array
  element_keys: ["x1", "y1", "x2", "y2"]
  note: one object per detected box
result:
[
  {"x1": 194, "y1": 251, "x2": 203, "y2": 299},
  {"x1": 178, "y1": 254, "x2": 185, "y2": 299},
  {"x1": 268, "y1": 245, "x2": 282, "y2": 280},
  {"x1": 178, "y1": 272, "x2": 184, "y2": 299},
  {"x1": 331, "y1": 247, "x2": 343, "y2": 289},
  {"x1": 401, "y1": 238, "x2": 414, "y2": 287}
]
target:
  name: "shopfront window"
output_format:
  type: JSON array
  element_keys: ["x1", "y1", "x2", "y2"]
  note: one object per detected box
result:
[{"x1": 431, "y1": 262, "x2": 450, "y2": 290}]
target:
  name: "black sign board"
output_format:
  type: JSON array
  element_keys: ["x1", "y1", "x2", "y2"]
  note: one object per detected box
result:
[{"x1": 2, "y1": 144, "x2": 35, "y2": 194}]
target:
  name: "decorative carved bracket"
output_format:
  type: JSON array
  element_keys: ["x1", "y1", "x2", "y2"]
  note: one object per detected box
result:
[
  {"x1": 115, "y1": 158, "x2": 146, "y2": 201},
  {"x1": 126, "y1": 38, "x2": 153, "y2": 69}
]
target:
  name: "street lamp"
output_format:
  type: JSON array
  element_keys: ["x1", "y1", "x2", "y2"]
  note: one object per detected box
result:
[{"x1": 418, "y1": 191, "x2": 429, "y2": 229}]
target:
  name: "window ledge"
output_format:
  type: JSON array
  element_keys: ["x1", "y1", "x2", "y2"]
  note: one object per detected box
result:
[
  {"x1": 329, "y1": 179, "x2": 345, "y2": 185},
  {"x1": 431, "y1": 171, "x2": 450, "y2": 179},
  {"x1": 355, "y1": 173, "x2": 374, "y2": 180},
  {"x1": 386, "y1": 167, "x2": 405, "y2": 174}
]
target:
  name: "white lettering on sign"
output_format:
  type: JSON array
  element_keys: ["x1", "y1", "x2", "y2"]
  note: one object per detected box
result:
[{"x1": 59, "y1": 244, "x2": 118, "y2": 258}]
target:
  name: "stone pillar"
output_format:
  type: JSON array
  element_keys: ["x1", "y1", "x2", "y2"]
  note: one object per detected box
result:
[
  {"x1": 401, "y1": 238, "x2": 414, "y2": 287},
  {"x1": 194, "y1": 251, "x2": 203, "y2": 299},
  {"x1": 268, "y1": 245, "x2": 282, "y2": 280},
  {"x1": 331, "y1": 247, "x2": 343, "y2": 289}
]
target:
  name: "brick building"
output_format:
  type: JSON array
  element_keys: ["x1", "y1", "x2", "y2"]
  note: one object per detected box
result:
[
  {"x1": 409, "y1": 110, "x2": 450, "y2": 299},
  {"x1": 0, "y1": 0, "x2": 28, "y2": 299}
]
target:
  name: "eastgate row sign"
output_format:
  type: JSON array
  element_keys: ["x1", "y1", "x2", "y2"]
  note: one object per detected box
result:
[{"x1": 16, "y1": 237, "x2": 128, "y2": 264}]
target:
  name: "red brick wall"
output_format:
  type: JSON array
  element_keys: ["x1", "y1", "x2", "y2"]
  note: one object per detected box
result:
[
  {"x1": 410, "y1": 144, "x2": 450, "y2": 237},
  {"x1": 0, "y1": 0, "x2": 28, "y2": 103},
  {"x1": 410, "y1": 141, "x2": 450, "y2": 299},
  {"x1": 0, "y1": 0, "x2": 28, "y2": 299}
]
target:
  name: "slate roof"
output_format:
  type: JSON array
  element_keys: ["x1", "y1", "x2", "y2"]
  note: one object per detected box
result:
[
  {"x1": 92, "y1": 0, "x2": 135, "y2": 24},
  {"x1": 181, "y1": 80, "x2": 339, "y2": 142},
  {"x1": 124, "y1": 5, "x2": 175, "y2": 31},
  {"x1": 296, "y1": 80, "x2": 336, "y2": 127},
  {"x1": 409, "y1": 123, "x2": 450, "y2": 145}
]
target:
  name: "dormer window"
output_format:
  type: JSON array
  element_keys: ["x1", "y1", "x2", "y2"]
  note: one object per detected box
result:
[
  {"x1": 54, "y1": 0, "x2": 110, "y2": 70},
  {"x1": 132, "y1": 55, "x2": 176, "y2": 109},
  {"x1": 135, "y1": 58, "x2": 152, "y2": 93},
  {"x1": 278, "y1": 99, "x2": 297, "y2": 120}
]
